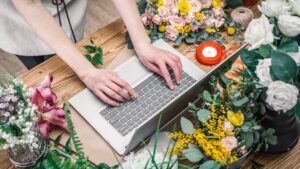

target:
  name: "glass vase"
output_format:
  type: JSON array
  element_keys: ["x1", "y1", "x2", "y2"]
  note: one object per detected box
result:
[{"x1": 7, "y1": 124, "x2": 48, "y2": 168}]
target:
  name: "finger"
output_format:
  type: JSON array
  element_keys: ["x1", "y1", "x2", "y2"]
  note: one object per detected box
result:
[
  {"x1": 100, "y1": 85, "x2": 125, "y2": 102},
  {"x1": 166, "y1": 57, "x2": 181, "y2": 85},
  {"x1": 106, "y1": 81, "x2": 131, "y2": 100},
  {"x1": 158, "y1": 62, "x2": 174, "y2": 90},
  {"x1": 146, "y1": 62, "x2": 162, "y2": 76},
  {"x1": 110, "y1": 75, "x2": 138, "y2": 98},
  {"x1": 94, "y1": 90, "x2": 120, "y2": 106},
  {"x1": 168, "y1": 53, "x2": 183, "y2": 83}
]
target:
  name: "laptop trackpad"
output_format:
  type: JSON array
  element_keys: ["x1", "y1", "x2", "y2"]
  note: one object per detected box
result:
[{"x1": 115, "y1": 58, "x2": 151, "y2": 86}]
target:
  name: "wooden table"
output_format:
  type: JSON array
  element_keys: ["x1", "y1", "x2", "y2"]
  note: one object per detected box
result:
[{"x1": 1, "y1": 13, "x2": 300, "y2": 169}]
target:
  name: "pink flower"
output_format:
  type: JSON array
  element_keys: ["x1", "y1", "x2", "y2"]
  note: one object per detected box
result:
[
  {"x1": 165, "y1": 25, "x2": 179, "y2": 41},
  {"x1": 213, "y1": 8, "x2": 225, "y2": 17},
  {"x1": 169, "y1": 15, "x2": 185, "y2": 27},
  {"x1": 200, "y1": 0, "x2": 212, "y2": 8},
  {"x1": 191, "y1": 24, "x2": 200, "y2": 31},
  {"x1": 145, "y1": 9, "x2": 154, "y2": 19},
  {"x1": 141, "y1": 13, "x2": 150, "y2": 26},
  {"x1": 222, "y1": 119, "x2": 234, "y2": 132},
  {"x1": 152, "y1": 14, "x2": 162, "y2": 25},
  {"x1": 190, "y1": 0, "x2": 202, "y2": 12},
  {"x1": 203, "y1": 16, "x2": 215, "y2": 27},
  {"x1": 215, "y1": 17, "x2": 225, "y2": 28},
  {"x1": 171, "y1": 6, "x2": 179, "y2": 15},
  {"x1": 221, "y1": 136, "x2": 238, "y2": 152},
  {"x1": 31, "y1": 74, "x2": 68, "y2": 138},
  {"x1": 158, "y1": 6, "x2": 172, "y2": 21},
  {"x1": 185, "y1": 13, "x2": 196, "y2": 23},
  {"x1": 164, "y1": 0, "x2": 175, "y2": 6}
]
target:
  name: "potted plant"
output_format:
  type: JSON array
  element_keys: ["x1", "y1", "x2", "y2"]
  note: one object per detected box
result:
[
  {"x1": 169, "y1": 74, "x2": 276, "y2": 168},
  {"x1": 241, "y1": 0, "x2": 300, "y2": 153},
  {"x1": 0, "y1": 76, "x2": 47, "y2": 167}
]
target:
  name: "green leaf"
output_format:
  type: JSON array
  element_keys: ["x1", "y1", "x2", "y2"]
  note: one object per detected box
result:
[
  {"x1": 182, "y1": 148, "x2": 204, "y2": 163},
  {"x1": 125, "y1": 32, "x2": 134, "y2": 49},
  {"x1": 203, "y1": 90, "x2": 213, "y2": 102},
  {"x1": 242, "y1": 132, "x2": 254, "y2": 148},
  {"x1": 62, "y1": 158, "x2": 72, "y2": 169},
  {"x1": 185, "y1": 34, "x2": 197, "y2": 44},
  {"x1": 85, "y1": 54, "x2": 92, "y2": 61},
  {"x1": 278, "y1": 40, "x2": 299, "y2": 53},
  {"x1": 271, "y1": 50, "x2": 297, "y2": 83},
  {"x1": 97, "y1": 47, "x2": 103, "y2": 54},
  {"x1": 233, "y1": 97, "x2": 249, "y2": 107},
  {"x1": 256, "y1": 45, "x2": 272, "y2": 58},
  {"x1": 199, "y1": 160, "x2": 221, "y2": 169},
  {"x1": 92, "y1": 53, "x2": 103, "y2": 65},
  {"x1": 83, "y1": 45, "x2": 96, "y2": 53},
  {"x1": 180, "y1": 117, "x2": 194, "y2": 134},
  {"x1": 65, "y1": 137, "x2": 72, "y2": 154},
  {"x1": 240, "y1": 49, "x2": 262, "y2": 72},
  {"x1": 97, "y1": 163, "x2": 111, "y2": 169},
  {"x1": 197, "y1": 109, "x2": 211, "y2": 122},
  {"x1": 174, "y1": 35, "x2": 185, "y2": 47},
  {"x1": 90, "y1": 39, "x2": 94, "y2": 44},
  {"x1": 54, "y1": 133, "x2": 62, "y2": 146}
]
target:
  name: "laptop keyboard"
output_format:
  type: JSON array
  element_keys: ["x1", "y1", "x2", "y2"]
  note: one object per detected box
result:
[{"x1": 99, "y1": 71, "x2": 196, "y2": 136}]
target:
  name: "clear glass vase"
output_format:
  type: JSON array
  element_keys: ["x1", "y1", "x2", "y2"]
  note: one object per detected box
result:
[{"x1": 7, "y1": 124, "x2": 48, "y2": 168}]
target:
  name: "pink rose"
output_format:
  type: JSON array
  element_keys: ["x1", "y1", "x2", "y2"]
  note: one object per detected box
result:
[
  {"x1": 158, "y1": 6, "x2": 172, "y2": 21},
  {"x1": 203, "y1": 16, "x2": 215, "y2": 27},
  {"x1": 190, "y1": 0, "x2": 202, "y2": 12},
  {"x1": 152, "y1": 14, "x2": 162, "y2": 25},
  {"x1": 221, "y1": 136, "x2": 238, "y2": 152},
  {"x1": 185, "y1": 14, "x2": 196, "y2": 23},
  {"x1": 171, "y1": 6, "x2": 179, "y2": 15},
  {"x1": 165, "y1": 25, "x2": 179, "y2": 41},
  {"x1": 141, "y1": 13, "x2": 150, "y2": 26},
  {"x1": 215, "y1": 17, "x2": 225, "y2": 28},
  {"x1": 164, "y1": 0, "x2": 175, "y2": 6},
  {"x1": 145, "y1": 9, "x2": 154, "y2": 19},
  {"x1": 213, "y1": 8, "x2": 225, "y2": 17},
  {"x1": 169, "y1": 15, "x2": 185, "y2": 27},
  {"x1": 222, "y1": 119, "x2": 234, "y2": 132},
  {"x1": 200, "y1": 0, "x2": 212, "y2": 8}
]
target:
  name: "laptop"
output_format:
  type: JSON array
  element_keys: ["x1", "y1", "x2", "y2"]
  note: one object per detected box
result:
[{"x1": 70, "y1": 39, "x2": 243, "y2": 155}]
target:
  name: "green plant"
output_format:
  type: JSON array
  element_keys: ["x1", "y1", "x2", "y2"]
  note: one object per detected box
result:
[{"x1": 83, "y1": 39, "x2": 103, "y2": 66}]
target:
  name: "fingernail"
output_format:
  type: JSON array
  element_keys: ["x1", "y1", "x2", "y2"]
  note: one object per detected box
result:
[
  {"x1": 134, "y1": 94, "x2": 139, "y2": 98},
  {"x1": 115, "y1": 103, "x2": 120, "y2": 106}
]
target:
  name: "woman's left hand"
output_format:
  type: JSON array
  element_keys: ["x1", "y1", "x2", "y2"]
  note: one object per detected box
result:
[{"x1": 136, "y1": 44, "x2": 183, "y2": 90}]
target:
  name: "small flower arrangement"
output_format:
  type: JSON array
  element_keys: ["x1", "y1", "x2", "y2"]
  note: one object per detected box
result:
[
  {"x1": 0, "y1": 76, "x2": 39, "y2": 150},
  {"x1": 170, "y1": 74, "x2": 276, "y2": 168},
  {"x1": 126, "y1": 0, "x2": 239, "y2": 48},
  {"x1": 242, "y1": 0, "x2": 300, "y2": 119}
]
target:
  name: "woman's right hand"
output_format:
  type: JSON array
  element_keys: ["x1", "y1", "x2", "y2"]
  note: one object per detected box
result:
[{"x1": 80, "y1": 68, "x2": 138, "y2": 106}]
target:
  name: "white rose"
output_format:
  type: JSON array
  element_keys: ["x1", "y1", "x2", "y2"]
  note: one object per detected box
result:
[
  {"x1": 256, "y1": 59, "x2": 273, "y2": 87},
  {"x1": 288, "y1": 47, "x2": 300, "y2": 66},
  {"x1": 278, "y1": 15, "x2": 300, "y2": 37},
  {"x1": 289, "y1": 0, "x2": 300, "y2": 16},
  {"x1": 245, "y1": 15, "x2": 274, "y2": 50},
  {"x1": 266, "y1": 81, "x2": 299, "y2": 112},
  {"x1": 258, "y1": 0, "x2": 291, "y2": 18}
]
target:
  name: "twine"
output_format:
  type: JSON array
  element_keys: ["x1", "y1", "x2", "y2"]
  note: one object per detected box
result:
[{"x1": 231, "y1": 7, "x2": 254, "y2": 29}]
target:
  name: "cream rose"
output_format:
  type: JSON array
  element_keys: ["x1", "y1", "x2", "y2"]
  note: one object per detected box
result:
[
  {"x1": 256, "y1": 59, "x2": 273, "y2": 87},
  {"x1": 221, "y1": 136, "x2": 238, "y2": 152},
  {"x1": 258, "y1": 0, "x2": 291, "y2": 18},
  {"x1": 152, "y1": 15, "x2": 162, "y2": 25},
  {"x1": 289, "y1": 0, "x2": 300, "y2": 16},
  {"x1": 214, "y1": 17, "x2": 225, "y2": 28},
  {"x1": 169, "y1": 15, "x2": 185, "y2": 27},
  {"x1": 223, "y1": 119, "x2": 234, "y2": 132},
  {"x1": 278, "y1": 15, "x2": 300, "y2": 37},
  {"x1": 190, "y1": 0, "x2": 202, "y2": 13},
  {"x1": 200, "y1": 0, "x2": 212, "y2": 8},
  {"x1": 245, "y1": 15, "x2": 274, "y2": 50},
  {"x1": 165, "y1": 25, "x2": 179, "y2": 41},
  {"x1": 266, "y1": 81, "x2": 299, "y2": 112},
  {"x1": 158, "y1": 6, "x2": 172, "y2": 21}
]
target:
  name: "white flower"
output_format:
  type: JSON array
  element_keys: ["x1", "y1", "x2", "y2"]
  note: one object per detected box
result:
[
  {"x1": 256, "y1": 59, "x2": 273, "y2": 87},
  {"x1": 258, "y1": 0, "x2": 291, "y2": 18},
  {"x1": 223, "y1": 119, "x2": 234, "y2": 132},
  {"x1": 289, "y1": 0, "x2": 300, "y2": 16},
  {"x1": 278, "y1": 15, "x2": 300, "y2": 37},
  {"x1": 245, "y1": 15, "x2": 274, "y2": 50},
  {"x1": 266, "y1": 81, "x2": 299, "y2": 112},
  {"x1": 221, "y1": 136, "x2": 238, "y2": 152}
]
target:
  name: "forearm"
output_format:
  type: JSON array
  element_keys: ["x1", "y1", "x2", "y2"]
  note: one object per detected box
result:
[
  {"x1": 111, "y1": 0, "x2": 151, "y2": 53},
  {"x1": 12, "y1": 0, "x2": 93, "y2": 78}
]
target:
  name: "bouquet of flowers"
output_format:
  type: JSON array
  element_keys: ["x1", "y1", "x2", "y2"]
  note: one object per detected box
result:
[
  {"x1": 242, "y1": 0, "x2": 300, "y2": 119},
  {"x1": 170, "y1": 74, "x2": 276, "y2": 168},
  {"x1": 128, "y1": 0, "x2": 238, "y2": 47}
]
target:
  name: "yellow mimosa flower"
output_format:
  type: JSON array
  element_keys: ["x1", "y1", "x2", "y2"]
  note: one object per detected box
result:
[
  {"x1": 227, "y1": 110, "x2": 244, "y2": 126},
  {"x1": 212, "y1": 0, "x2": 222, "y2": 8},
  {"x1": 178, "y1": 0, "x2": 191, "y2": 15}
]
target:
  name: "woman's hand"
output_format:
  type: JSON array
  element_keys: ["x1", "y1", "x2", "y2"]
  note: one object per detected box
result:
[
  {"x1": 136, "y1": 44, "x2": 183, "y2": 90},
  {"x1": 80, "y1": 68, "x2": 138, "y2": 106}
]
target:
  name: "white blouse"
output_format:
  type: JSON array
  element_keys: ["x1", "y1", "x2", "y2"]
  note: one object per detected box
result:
[{"x1": 0, "y1": 0, "x2": 88, "y2": 56}]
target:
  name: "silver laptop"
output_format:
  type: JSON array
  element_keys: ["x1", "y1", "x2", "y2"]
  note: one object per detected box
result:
[{"x1": 70, "y1": 39, "x2": 239, "y2": 155}]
